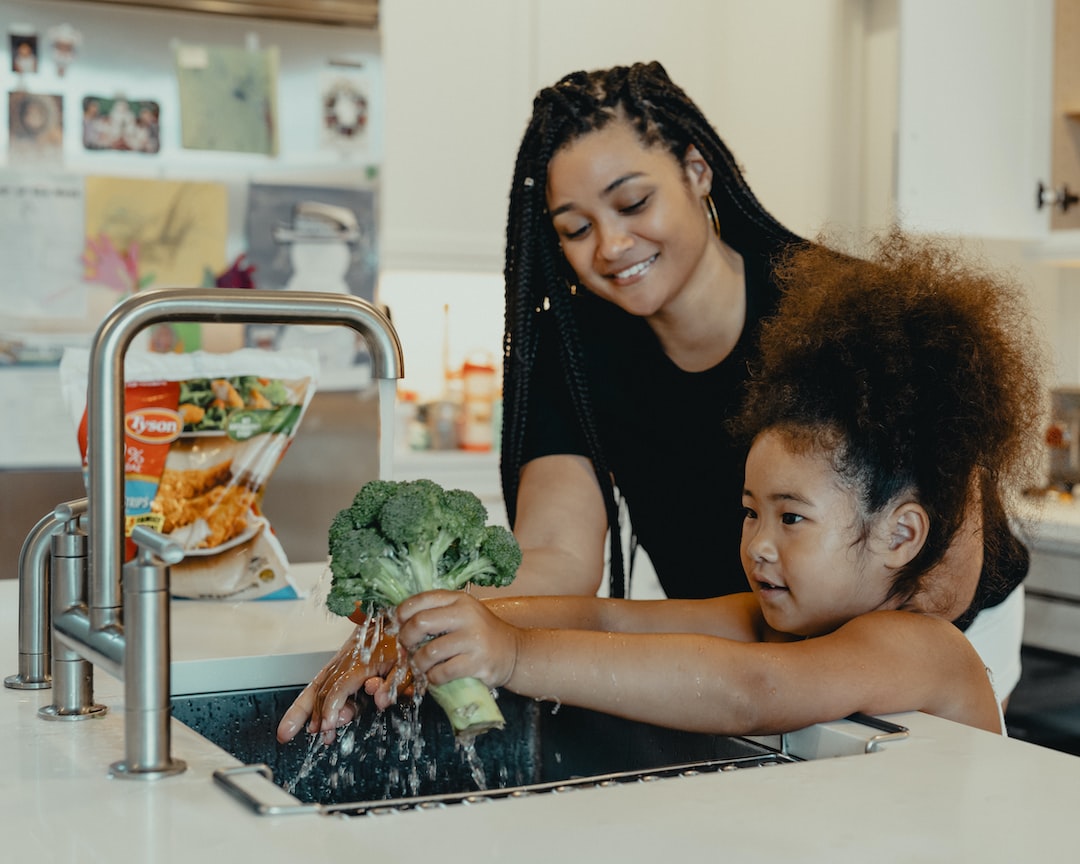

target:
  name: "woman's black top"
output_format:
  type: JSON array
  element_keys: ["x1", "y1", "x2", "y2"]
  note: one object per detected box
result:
[
  {"x1": 520, "y1": 243, "x2": 1027, "y2": 622},
  {"x1": 522, "y1": 244, "x2": 783, "y2": 599}
]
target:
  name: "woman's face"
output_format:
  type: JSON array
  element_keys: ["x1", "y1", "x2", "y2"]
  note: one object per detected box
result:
[{"x1": 546, "y1": 119, "x2": 714, "y2": 319}]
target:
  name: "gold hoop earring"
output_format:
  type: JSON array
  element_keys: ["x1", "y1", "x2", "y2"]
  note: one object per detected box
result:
[{"x1": 704, "y1": 194, "x2": 721, "y2": 239}]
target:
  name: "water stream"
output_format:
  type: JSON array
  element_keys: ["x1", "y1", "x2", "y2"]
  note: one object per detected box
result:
[
  {"x1": 378, "y1": 377, "x2": 396, "y2": 481},
  {"x1": 282, "y1": 607, "x2": 491, "y2": 800}
]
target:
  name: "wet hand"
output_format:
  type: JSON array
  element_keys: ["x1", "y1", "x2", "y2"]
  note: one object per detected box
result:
[
  {"x1": 396, "y1": 590, "x2": 519, "y2": 691},
  {"x1": 363, "y1": 663, "x2": 415, "y2": 711},
  {"x1": 275, "y1": 626, "x2": 401, "y2": 745}
]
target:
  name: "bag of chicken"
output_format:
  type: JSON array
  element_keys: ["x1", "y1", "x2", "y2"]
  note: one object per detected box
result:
[{"x1": 59, "y1": 347, "x2": 319, "y2": 600}]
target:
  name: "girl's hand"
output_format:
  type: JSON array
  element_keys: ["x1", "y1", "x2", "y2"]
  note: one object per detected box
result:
[
  {"x1": 396, "y1": 590, "x2": 520, "y2": 691},
  {"x1": 275, "y1": 627, "x2": 402, "y2": 745}
]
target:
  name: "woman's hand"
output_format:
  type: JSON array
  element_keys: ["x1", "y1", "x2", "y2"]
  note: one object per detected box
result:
[
  {"x1": 396, "y1": 590, "x2": 520, "y2": 691},
  {"x1": 275, "y1": 626, "x2": 403, "y2": 745}
]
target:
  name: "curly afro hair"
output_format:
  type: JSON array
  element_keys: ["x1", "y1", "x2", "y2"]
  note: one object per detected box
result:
[{"x1": 735, "y1": 229, "x2": 1046, "y2": 606}]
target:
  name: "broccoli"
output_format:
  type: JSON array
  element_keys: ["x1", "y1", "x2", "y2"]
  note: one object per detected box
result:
[{"x1": 326, "y1": 478, "x2": 522, "y2": 739}]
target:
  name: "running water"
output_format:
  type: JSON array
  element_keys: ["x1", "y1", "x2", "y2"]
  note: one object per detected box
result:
[
  {"x1": 378, "y1": 377, "x2": 396, "y2": 481},
  {"x1": 282, "y1": 609, "x2": 493, "y2": 801},
  {"x1": 457, "y1": 737, "x2": 489, "y2": 790}
]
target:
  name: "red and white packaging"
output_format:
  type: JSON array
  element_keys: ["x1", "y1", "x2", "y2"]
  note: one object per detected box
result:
[{"x1": 59, "y1": 347, "x2": 319, "y2": 600}]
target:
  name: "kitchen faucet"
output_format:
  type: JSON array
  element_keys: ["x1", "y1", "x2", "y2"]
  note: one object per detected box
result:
[
  {"x1": 4, "y1": 501, "x2": 84, "y2": 692},
  {"x1": 10, "y1": 287, "x2": 403, "y2": 778}
]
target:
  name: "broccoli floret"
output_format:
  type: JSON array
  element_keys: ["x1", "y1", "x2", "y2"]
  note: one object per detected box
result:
[
  {"x1": 328, "y1": 479, "x2": 520, "y2": 615},
  {"x1": 435, "y1": 524, "x2": 521, "y2": 592},
  {"x1": 326, "y1": 526, "x2": 415, "y2": 615},
  {"x1": 348, "y1": 479, "x2": 400, "y2": 529},
  {"x1": 324, "y1": 478, "x2": 522, "y2": 739}
]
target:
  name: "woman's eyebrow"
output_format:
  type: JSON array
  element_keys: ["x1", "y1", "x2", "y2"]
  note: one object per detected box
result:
[{"x1": 549, "y1": 172, "x2": 647, "y2": 217}]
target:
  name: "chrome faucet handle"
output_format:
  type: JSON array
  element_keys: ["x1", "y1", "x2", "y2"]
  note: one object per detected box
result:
[
  {"x1": 38, "y1": 496, "x2": 107, "y2": 722},
  {"x1": 54, "y1": 497, "x2": 88, "y2": 524},
  {"x1": 110, "y1": 524, "x2": 186, "y2": 779},
  {"x1": 129, "y1": 525, "x2": 184, "y2": 566}
]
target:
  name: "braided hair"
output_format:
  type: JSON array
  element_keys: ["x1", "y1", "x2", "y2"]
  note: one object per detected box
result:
[
  {"x1": 733, "y1": 229, "x2": 1045, "y2": 610},
  {"x1": 501, "y1": 62, "x2": 799, "y2": 597}
]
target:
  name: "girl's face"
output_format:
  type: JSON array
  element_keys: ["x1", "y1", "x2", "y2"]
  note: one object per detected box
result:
[
  {"x1": 740, "y1": 429, "x2": 898, "y2": 638},
  {"x1": 546, "y1": 119, "x2": 715, "y2": 319}
]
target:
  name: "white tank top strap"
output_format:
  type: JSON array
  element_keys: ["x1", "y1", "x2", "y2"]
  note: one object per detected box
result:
[{"x1": 986, "y1": 666, "x2": 1008, "y2": 737}]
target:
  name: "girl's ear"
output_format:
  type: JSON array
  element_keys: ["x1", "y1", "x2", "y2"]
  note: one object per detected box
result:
[
  {"x1": 884, "y1": 502, "x2": 929, "y2": 569},
  {"x1": 683, "y1": 144, "x2": 713, "y2": 195}
]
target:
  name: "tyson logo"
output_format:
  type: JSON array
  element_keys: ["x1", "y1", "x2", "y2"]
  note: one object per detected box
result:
[{"x1": 125, "y1": 408, "x2": 183, "y2": 444}]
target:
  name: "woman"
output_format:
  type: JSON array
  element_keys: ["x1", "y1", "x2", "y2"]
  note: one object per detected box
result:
[
  {"x1": 496, "y1": 62, "x2": 1026, "y2": 628},
  {"x1": 278, "y1": 62, "x2": 1031, "y2": 743}
]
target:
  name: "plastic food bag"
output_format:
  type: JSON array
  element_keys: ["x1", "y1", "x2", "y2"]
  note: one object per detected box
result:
[{"x1": 59, "y1": 347, "x2": 319, "y2": 600}]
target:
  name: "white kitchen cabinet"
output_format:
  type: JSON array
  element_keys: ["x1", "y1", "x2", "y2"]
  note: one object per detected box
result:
[
  {"x1": 531, "y1": 0, "x2": 869, "y2": 239},
  {"x1": 378, "y1": 0, "x2": 533, "y2": 272},
  {"x1": 1035, "y1": 0, "x2": 1080, "y2": 263},
  {"x1": 896, "y1": 0, "x2": 1054, "y2": 241},
  {"x1": 379, "y1": 0, "x2": 880, "y2": 273},
  {"x1": 1025, "y1": 547, "x2": 1080, "y2": 657},
  {"x1": 1016, "y1": 498, "x2": 1080, "y2": 657},
  {"x1": 1020, "y1": 498, "x2": 1080, "y2": 656}
]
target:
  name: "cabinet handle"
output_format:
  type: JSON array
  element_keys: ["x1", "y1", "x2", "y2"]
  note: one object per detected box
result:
[{"x1": 1037, "y1": 180, "x2": 1079, "y2": 213}]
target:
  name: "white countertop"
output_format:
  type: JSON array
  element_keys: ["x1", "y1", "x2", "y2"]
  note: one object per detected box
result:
[{"x1": 2, "y1": 568, "x2": 1079, "y2": 862}]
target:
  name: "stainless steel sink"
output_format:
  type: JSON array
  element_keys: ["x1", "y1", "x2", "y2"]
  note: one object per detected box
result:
[{"x1": 171, "y1": 685, "x2": 800, "y2": 816}]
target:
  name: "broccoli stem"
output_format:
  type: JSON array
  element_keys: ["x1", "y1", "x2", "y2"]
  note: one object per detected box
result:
[
  {"x1": 442, "y1": 556, "x2": 494, "y2": 591},
  {"x1": 368, "y1": 560, "x2": 414, "y2": 607},
  {"x1": 426, "y1": 676, "x2": 506, "y2": 739}
]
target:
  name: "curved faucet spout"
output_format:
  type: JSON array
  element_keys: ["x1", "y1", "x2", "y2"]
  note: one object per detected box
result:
[{"x1": 86, "y1": 287, "x2": 404, "y2": 628}]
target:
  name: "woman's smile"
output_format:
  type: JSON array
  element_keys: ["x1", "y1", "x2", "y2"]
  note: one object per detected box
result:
[{"x1": 607, "y1": 253, "x2": 658, "y2": 284}]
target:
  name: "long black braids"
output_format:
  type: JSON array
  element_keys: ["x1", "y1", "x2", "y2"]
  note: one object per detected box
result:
[{"x1": 500, "y1": 62, "x2": 800, "y2": 598}]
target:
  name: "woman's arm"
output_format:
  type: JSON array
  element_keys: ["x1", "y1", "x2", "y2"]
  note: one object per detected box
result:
[
  {"x1": 473, "y1": 454, "x2": 609, "y2": 597},
  {"x1": 398, "y1": 596, "x2": 1002, "y2": 736}
]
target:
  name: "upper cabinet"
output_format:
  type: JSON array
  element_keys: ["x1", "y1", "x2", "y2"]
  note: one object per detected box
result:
[
  {"x1": 530, "y1": 0, "x2": 870, "y2": 242},
  {"x1": 1049, "y1": 0, "x2": 1080, "y2": 232},
  {"x1": 378, "y1": 0, "x2": 874, "y2": 273},
  {"x1": 378, "y1": 0, "x2": 532, "y2": 272},
  {"x1": 895, "y1": 0, "x2": 1054, "y2": 240}
]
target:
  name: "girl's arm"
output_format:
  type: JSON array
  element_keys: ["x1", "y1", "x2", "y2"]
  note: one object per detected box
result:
[
  {"x1": 397, "y1": 595, "x2": 1002, "y2": 736},
  {"x1": 482, "y1": 591, "x2": 764, "y2": 642}
]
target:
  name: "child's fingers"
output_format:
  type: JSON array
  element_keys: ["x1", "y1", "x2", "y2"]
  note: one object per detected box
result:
[
  {"x1": 397, "y1": 589, "x2": 462, "y2": 622},
  {"x1": 421, "y1": 654, "x2": 479, "y2": 687},
  {"x1": 410, "y1": 627, "x2": 488, "y2": 677}
]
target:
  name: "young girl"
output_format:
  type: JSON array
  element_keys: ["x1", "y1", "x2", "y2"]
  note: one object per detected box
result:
[{"x1": 376, "y1": 231, "x2": 1044, "y2": 736}]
